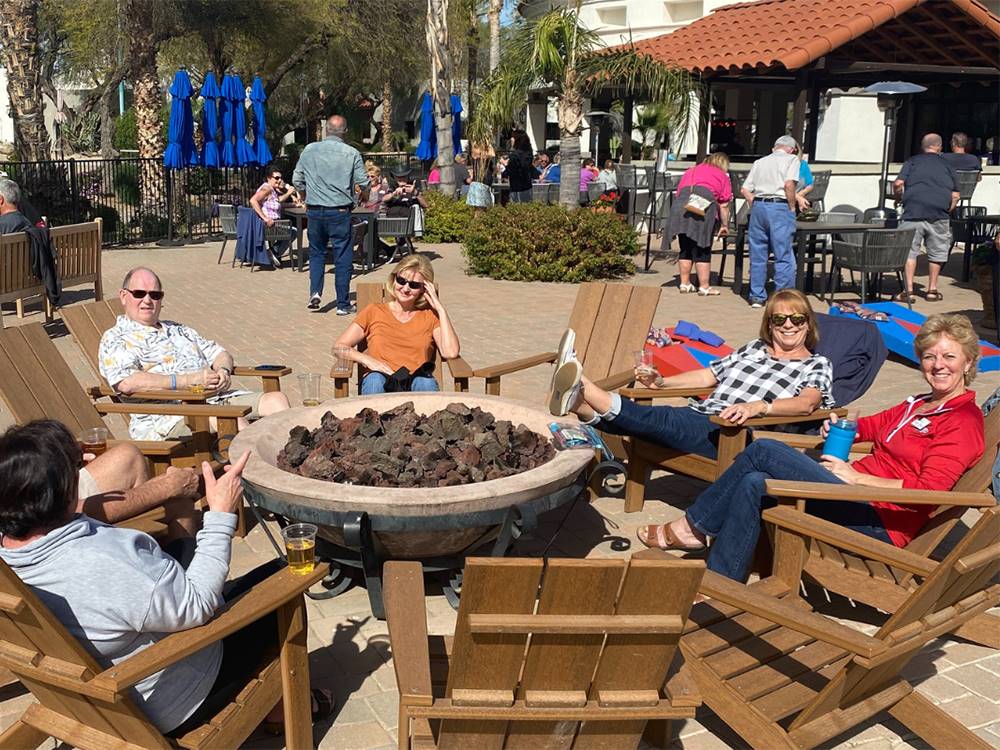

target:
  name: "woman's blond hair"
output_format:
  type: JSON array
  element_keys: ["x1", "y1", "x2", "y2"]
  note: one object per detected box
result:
[
  {"x1": 367, "y1": 163, "x2": 382, "y2": 178},
  {"x1": 703, "y1": 152, "x2": 730, "y2": 172},
  {"x1": 758, "y1": 289, "x2": 818, "y2": 351},
  {"x1": 914, "y1": 313, "x2": 980, "y2": 384},
  {"x1": 385, "y1": 255, "x2": 435, "y2": 309}
]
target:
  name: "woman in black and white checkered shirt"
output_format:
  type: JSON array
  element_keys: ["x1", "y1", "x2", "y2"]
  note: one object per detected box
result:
[{"x1": 548, "y1": 288, "x2": 834, "y2": 503}]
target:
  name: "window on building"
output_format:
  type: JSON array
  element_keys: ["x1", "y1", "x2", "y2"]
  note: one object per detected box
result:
[
  {"x1": 663, "y1": 0, "x2": 704, "y2": 25},
  {"x1": 596, "y1": 6, "x2": 628, "y2": 26}
]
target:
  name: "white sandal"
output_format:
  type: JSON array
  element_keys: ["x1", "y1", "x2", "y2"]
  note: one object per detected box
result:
[
  {"x1": 679, "y1": 283, "x2": 696, "y2": 294},
  {"x1": 698, "y1": 287, "x2": 721, "y2": 296}
]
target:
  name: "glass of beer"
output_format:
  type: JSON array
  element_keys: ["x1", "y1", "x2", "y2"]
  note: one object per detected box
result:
[
  {"x1": 297, "y1": 373, "x2": 323, "y2": 407},
  {"x1": 80, "y1": 427, "x2": 109, "y2": 458},
  {"x1": 282, "y1": 523, "x2": 318, "y2": 574},
  {"x1": 189, "y1": 367, "x2": 212, "y2": 395}
]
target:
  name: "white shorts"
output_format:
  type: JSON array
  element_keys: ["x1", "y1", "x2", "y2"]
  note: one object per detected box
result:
[{"x1": 78, "y1": 467, "x2": 100, "y2": 500}]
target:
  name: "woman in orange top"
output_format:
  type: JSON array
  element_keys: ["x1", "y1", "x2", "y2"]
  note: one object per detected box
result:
[{"x1": 333, "y1": 255, "x2": 460, "y2": 394}]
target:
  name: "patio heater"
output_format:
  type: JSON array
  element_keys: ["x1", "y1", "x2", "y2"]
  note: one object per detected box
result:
[{"x1": 864, "y1": 81, "x2": 926, "y2": 226}]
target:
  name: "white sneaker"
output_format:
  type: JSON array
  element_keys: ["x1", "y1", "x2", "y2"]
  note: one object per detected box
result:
[
  {"x1": 556, "y1": 328, "x2": 577, "y2": 369},
  {"x1": 750, "y1": 300, "x2": 764, "y2": 309},
  {"x1": 548, "y1": 359, "x2": 583, "y2": 417}
]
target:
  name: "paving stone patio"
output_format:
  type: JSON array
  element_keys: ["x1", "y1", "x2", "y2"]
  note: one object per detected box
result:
[{"x1": 0, "y1": 237, "x2": 998, "y2": 748}]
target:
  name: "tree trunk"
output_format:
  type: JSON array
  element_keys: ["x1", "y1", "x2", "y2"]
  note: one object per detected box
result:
[
  {"x1": 381, "y1": 81, "x2": 393, "y2": 149},
  {"x1": 557, "y1": 78, "x2": 584, "y2": 209},
  {"x1": 427, "y1": 0, "x2": 455, "y2": 195},
  {"x1": 124, "y1": 0, "x2": 165, "y2": 213},
  {"x1": 99, "y1": 88, "x2": 117, "y2": 157},
  {"x1": 487, "y1": 0, "x2": 502, "y2": 73},
  {"x1": 0, "y1": 0, "x2": 51, "y2": 160}
]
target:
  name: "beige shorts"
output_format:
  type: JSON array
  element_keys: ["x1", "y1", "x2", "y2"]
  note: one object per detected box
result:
[
  {"x1": 901, "y1": 219, "x2": 952, "y2": 264},
  {"x1": 164, "y1": 391, "x2": 264, "y2": 438},
  {"x1": 78, "y1": 467, "x2": 100, "y2": 500}
]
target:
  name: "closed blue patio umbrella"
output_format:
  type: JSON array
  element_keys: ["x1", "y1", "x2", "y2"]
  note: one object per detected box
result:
[
  {"x1": 450, "y1": 93, "x2": 462, "y2": 156},
  {"x1": 163, "y1": 70, "x2": 196, "y2": 168},
  {"x1": 415, "y1": 91, "x2": 436, "y2": 161},
  {"x1": 249, "y1": 76, "x2": 273, "y2": 165},
  {"x1": 227, "y1": 74, "x2": 255, "y2": 165},
  {"x1": 219, "y1": 74, "x2": 237, "y2": 166},
  {"x1": 199, "y1": 72, "x2": 221, "y2": 167}
]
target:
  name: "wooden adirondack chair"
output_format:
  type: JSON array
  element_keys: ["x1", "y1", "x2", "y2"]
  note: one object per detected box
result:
[
  {"x1": 384, "y1": 556, "x2": 705, "y2": 750},
  {"x1": 760, "y1": 404, "x2": 1000, "y2": 649},
  {"x1": 669, "y1": 505, "x2": 1000, "y2": 749},
  {"x1": 0, "y1": 323, "x2": 254, "y2": 540},
  {"x1": 330, "y1": 283, "x2": 473, "y2": 397},
  {"x1": 471, "y1": 282, "x2": 661, "y2": 395},
  {"x1": 61, "y1": 297, "x2": 292, "y2": 397},
  {"x1": 0, "y1": 558, "x2": 328, "y2": 750}
]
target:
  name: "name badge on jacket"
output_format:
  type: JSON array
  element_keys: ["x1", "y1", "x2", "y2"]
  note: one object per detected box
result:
[{"x1": 911, "y1": 417, "x2": 931, "y2": 432}]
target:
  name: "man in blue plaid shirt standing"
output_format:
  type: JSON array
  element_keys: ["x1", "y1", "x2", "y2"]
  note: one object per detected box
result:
[{"x1": 293, "y1": 115, "x2": 370, "y2": 314}]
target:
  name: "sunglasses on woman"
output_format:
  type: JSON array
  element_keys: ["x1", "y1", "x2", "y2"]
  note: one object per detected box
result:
[
  {"x1": 123, "y1": 288, "x2": 165, "y2": 301},
  {"x1": 395, "y1": 275, "x2": 424, "y2": 291},
  {"x1": 770, "y1": 313, "x2": 808, "y2": 327}
]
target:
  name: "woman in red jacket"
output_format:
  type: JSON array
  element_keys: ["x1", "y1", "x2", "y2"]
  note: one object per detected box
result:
[{"x1": 638, "y1": 313, "x2": 985, "y2": 582}]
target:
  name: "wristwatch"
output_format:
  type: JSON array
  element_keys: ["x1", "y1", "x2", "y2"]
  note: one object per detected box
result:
[
  {"x1": 218, "y1": 366, "x2": 232, "y2": 377},
  {"x1": 761, "y1": 398, "x2": 773, "y2": 415}
]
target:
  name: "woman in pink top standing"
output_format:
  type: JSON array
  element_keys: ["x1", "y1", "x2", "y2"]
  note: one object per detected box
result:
[{"x1": 663, "y1": 152, "x2": 733, "y2": 296}]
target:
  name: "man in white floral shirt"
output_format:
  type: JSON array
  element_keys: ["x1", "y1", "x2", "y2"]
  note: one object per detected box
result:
[{"x1": 99, "y1": 267, "x2": 289, "y2": 440}]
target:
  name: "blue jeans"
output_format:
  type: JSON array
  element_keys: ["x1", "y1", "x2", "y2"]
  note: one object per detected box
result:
[
  {"x1": 269, "y1": 226, "x2": 297, "y2": 259},
  {"x1": 510, "y1": 188, "x2": 532, "y2": 203},
  {"x1": 361, "y1": 373, "x2": 439, "y2": 395},
  {"x1": 596, "y1": 397, "x2": 719, "y2": 459},
  {"x1": 748, "y1": 201, "x2": 796, "y2": 303},
  {"x1": 306, "y1": 207, "x2": 353, "y2": 306},
  {"x1": 687, "y1": 439, "x2": 892, "y2": 581}
]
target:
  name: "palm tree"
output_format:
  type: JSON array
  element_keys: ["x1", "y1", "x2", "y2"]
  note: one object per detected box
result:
[
  {"x1": 470, "y1": 7, "x2": 698, "y2": 208},
  {"x1": 487, "y1": 0, "x2": 503, "y2": 72},
  {"x1": 0, "y1": 0, "x2": 51, "y2": 160},
  {"x1": 426, "y1": 0, "x2": 456, "y2": 195}
]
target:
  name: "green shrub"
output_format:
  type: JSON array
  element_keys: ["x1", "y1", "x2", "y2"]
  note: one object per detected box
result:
[
  {"x1": 422, "y1": 191, "x2": 474, "y2": 243},
  {"x1": 463, "y1": 203, "x2": 637, "y2": 282},
  {"x1": 114, "y1": 108, "x2": 138, "y2": 151}
]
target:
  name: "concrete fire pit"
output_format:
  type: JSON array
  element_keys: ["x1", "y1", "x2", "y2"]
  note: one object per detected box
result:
[{"x1": 229, "y1": 393, "x2": 591, "y2": 559}]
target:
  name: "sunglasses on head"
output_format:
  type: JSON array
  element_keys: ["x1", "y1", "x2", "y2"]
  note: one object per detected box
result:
[
  {"x1": 123, "y1": 288, "x2": 164, "y2": 301},
  {"x1": 770, "y1": 313, "x2": 808, "y2": 327},
  {"x1": 395, "y1": 275, "x2": 423, "y2": 291}
]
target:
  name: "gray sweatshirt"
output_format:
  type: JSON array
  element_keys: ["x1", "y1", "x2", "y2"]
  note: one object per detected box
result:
[{"x1": 0, "y1": 511, "x2": 237, "y2": 731}]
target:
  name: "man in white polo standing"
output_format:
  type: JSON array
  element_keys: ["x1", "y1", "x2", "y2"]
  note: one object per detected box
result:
[
  {"x1": 292, "y1": 114, "x2": 370, "y2": 313},
  {"x1": 740, "y1": 135, "x2": 802, "y2": 308}
]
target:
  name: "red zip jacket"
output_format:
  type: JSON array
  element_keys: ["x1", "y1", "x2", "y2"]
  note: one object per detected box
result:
[{"x1": 853, "y1": 390, "x2": 984, "y2": 547}]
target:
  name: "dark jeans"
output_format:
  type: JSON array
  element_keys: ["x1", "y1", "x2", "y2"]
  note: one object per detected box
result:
[
  {"x1": 306, "y1": 207, "x2": 353, "y2": 307},
  {"x1": 687, "y1": 439, "x2": 892, "y2": 581},
  {"x1": 598, "y1": 399, "x2": 720, "y2": 460},
  {"x1": 509, "y1": 188, "x2": 532, "y2": 203},
  {"x1": 167, "y1": 558, "x2": 286, "y2": 735}
]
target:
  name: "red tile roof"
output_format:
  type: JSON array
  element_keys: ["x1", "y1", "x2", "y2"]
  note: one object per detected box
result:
[{"x1": 627, "y1": 0, "x2": 1000, "y2": 75}]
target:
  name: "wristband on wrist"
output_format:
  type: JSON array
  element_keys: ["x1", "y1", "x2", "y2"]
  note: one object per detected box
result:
[
  {"x1": 218, "y1": 366, "x2": 232, "y2": 376},
  {"x1": 169, "y1": 374, "x2": 177, "y2": 390}
]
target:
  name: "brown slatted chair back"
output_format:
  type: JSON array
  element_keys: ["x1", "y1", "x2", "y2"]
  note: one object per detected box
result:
[
  {"x1": 436, "y1": 556, "x2": 704, "y2": 749},
  {"x1": 0, "y1": 324, "x2": 108, "y2": 436},
  {"x1": 60, "y1": 297, "x2": 123, "y2": 383},
  {"x1": 567, "y1": 282, "x2": 661, "y2": 382},
  {"x1": 795, "y1": 507, "x2": 1000, "y2": 730},
  {"x1": 0, "y1": 232, "x2": 45, "y2": 328},
  {"x1": 49, "y1": 219, "x2": 103, "y2": 300},
  {"x1": 0, "y1": 558, "x2": 171, "y2": 748},
  {"x1": 351, "y1": 282, "x2": 444, "y2": 388}
]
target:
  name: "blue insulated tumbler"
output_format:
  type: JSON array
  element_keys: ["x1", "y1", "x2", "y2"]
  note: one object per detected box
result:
[{"x1": 822, "y1": 418, "x2": 857, "y2": 461}]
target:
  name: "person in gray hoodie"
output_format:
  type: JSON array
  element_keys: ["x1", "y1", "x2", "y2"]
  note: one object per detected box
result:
[{"x1": 0, "y1": 420, "x2": 257, "y2": 733}]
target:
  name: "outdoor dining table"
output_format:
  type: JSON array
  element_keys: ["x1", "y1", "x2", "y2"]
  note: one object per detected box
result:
[
  {"x1": 281, "y1": 204, "x2": 380, "y2": 273},
  {"x1": 731, "y1": 219, "x2": 874, "y2": 297}
]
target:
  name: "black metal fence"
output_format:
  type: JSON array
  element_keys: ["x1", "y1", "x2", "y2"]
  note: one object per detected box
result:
[{"x1": 0, "y1": 151, "x2": 411, "y2": 247}]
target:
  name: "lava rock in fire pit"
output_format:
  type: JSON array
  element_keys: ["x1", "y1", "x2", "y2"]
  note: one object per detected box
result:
[{"x1": 277, "y1": 402, "x2": 555, "y2": 487}]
